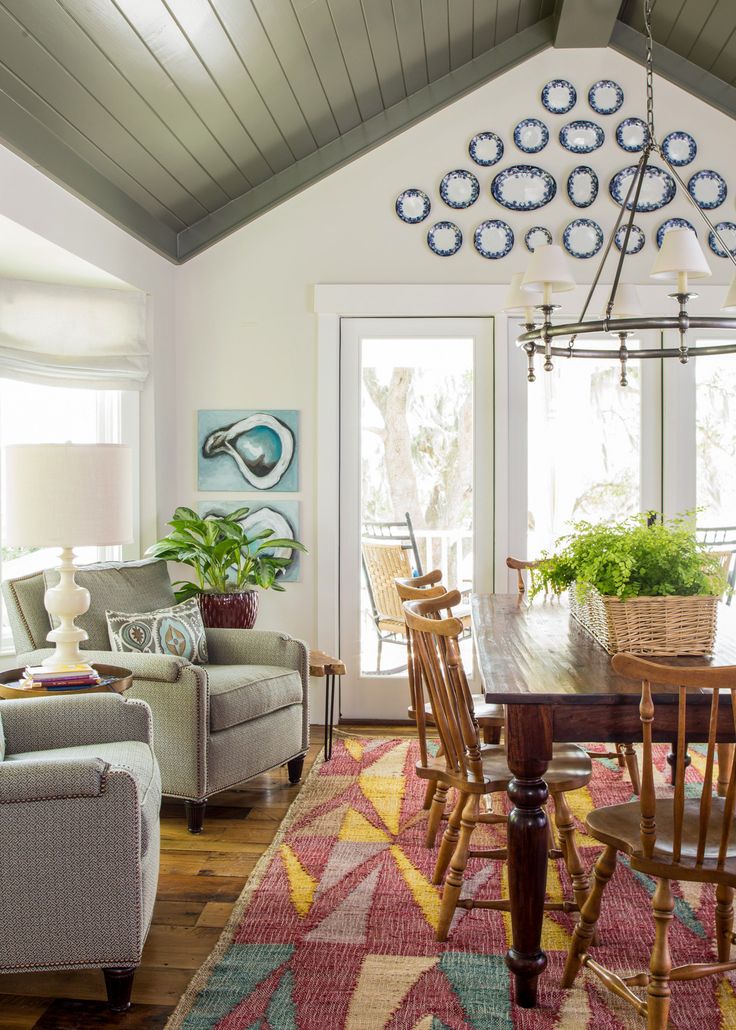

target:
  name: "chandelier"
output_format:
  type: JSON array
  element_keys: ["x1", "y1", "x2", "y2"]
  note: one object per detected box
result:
[{"x1": 506, "y1": 0, "x2": 736, "y2": 387}]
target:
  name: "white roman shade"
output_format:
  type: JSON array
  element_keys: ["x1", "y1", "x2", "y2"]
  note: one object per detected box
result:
[{"x1": 0, "y1": 278, "x2": 148, "y2": 389}]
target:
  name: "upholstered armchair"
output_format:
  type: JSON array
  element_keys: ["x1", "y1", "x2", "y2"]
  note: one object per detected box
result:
[
  {"x1": 3, "y1": 559, "x2": 310, "y2": 833},
  {"x1": 0, "y1": 693, "x2": 160, "y2": 1011}
]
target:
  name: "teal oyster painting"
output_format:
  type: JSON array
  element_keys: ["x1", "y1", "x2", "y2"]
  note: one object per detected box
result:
[
  {"x1": 198, "y1": 500, "x2": 301, "y2": 582},
  {"x1": 198, "y1": 409, "x2": 298, "y2": 491}
]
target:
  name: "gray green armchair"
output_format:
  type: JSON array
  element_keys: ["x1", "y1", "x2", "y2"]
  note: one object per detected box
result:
[
  {"x1": 0, "y1": 692, "x2": 160, "y2": 1011},
  {"x1": 2, "y1": 559, "x2": 310, "y2": 833}
]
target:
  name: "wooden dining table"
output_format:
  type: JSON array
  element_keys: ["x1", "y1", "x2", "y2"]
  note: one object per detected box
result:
[{"x1": 473, "y1": 592, "x2": 736, "y2": 1009}]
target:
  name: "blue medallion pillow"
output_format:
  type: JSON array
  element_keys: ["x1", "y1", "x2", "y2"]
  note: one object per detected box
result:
[{"x1": 106, "y1": 597, "x2": 208, "y2": 664}]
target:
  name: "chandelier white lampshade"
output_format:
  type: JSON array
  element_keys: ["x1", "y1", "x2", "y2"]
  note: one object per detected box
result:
[
  {"x1": 722, "y1": 273, "x2": 736, "y2": 312},
  {"x1": 4, "y1": 444, "x2": 133, "y2": 670},
  {"x1": 503, "y1": 272, "x2": 543, "y2": 317},
  {"x1": 650, "y1": 227, "x2": 711, "y2": 295},
  {"x1": 605, "y1": 283, "x2": 643, "y2": 320},
  {"x1": 521, "y1": 243, "x2": 576, "y2": 305}
]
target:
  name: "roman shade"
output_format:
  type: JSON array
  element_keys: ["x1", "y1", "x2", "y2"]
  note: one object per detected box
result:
[{"x1": 0, "y1": 278, "x2": 148, "y2": 388}]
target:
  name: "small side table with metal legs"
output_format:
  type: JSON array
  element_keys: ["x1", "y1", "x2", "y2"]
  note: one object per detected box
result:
[{"x1": 309, "y1": 651, "x2": 346, "y2": 760}]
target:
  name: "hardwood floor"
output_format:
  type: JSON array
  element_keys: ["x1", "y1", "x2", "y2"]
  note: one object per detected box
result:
[{"x1": 0, "y1": 725, "x2": 411, "y2": 1029}]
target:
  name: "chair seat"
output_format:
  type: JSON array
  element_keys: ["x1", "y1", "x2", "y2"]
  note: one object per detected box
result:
[
  {"x1": 586, "y1": 796, "x2": 736, "y2": 875},
  {"x1": 420, "y1": 698, "x2": 505, "y2": 726},
  {"x1": 7, "y1": 740, "x2": 161, "y2": 852},
  {"x1": 421, "y1": 742, "x2": 592, "y2": 794},
  {"x1": 206, "y1": 664, "x2": 303, "y2": 733}
]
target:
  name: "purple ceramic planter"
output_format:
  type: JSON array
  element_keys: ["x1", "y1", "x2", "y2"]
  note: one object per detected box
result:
[{"x1": 198, "y1": 590, "x2": 259, "y2": 629}]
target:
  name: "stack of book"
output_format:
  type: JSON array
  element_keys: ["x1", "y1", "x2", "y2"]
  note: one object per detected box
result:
[{"x1": 21, "y1": 664, "x2": 102, "y2": 690}]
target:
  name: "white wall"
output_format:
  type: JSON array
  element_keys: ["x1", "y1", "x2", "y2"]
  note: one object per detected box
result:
[
  {"x1": 175, "y1": 45, "x2": 736, "y2": 656},
  {"x1": 0, "y1": 143, "x2": 177, "y2": 544}
]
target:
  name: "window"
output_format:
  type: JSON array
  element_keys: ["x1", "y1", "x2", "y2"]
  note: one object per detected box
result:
[
  {"x1": 0, "y1": 379, "x2": 138, "y2": 650},
  {"x1": 696, "y1": 353, "x2": 736, "y2": 526}
]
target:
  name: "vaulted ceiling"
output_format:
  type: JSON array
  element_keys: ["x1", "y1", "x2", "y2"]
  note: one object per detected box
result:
[{"x1": 0, "y1": 0, "x2": 733, "y2": 262}]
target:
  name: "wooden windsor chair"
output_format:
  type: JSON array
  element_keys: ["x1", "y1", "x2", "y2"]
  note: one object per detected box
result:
[
  {"x1": 507, "y1": 554, "x2": 641, "y2": 795},
  {"x1": 404, "y1": 593, "x2": 594, "y2": 942},
  {"x1": 562, "y1": 653, "x2": 736, "y2": 1029},
  {"x1": 395, "y1": 571, "x2": 505, "y2": 847}
]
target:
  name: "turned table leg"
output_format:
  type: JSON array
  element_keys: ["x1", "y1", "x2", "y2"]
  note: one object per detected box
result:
[{"x1": 504, "y1": 702, "x2": 552, "y2": 1008}]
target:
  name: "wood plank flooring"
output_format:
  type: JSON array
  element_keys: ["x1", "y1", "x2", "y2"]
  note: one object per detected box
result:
[{"x1": 0, "y1": 725, "x2": 410, "y2": 1029}]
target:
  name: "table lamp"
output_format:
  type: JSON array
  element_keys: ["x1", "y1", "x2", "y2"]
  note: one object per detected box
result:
[{"x1": 4, "y1": 443, "x2": 133, "y2": 670}]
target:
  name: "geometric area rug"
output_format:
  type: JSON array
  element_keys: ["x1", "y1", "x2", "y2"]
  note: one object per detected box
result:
[{"x1": 165, "y1": 738, "x2": 736, "y2": 1029}]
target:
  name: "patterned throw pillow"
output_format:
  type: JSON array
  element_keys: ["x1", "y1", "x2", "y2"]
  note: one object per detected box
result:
[{"x1": 106, "y1": 597, "x2": 209, "y2": 665}]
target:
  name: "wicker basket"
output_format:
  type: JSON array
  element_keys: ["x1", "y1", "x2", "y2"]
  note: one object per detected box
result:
[{"x1": 568, "y1": 584, "x2": 718, "y2": 656}]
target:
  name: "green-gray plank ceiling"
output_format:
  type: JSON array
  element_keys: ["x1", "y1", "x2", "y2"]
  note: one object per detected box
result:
[{"x1": 0, "y1": 0, "x2": 732, "y2": 262}]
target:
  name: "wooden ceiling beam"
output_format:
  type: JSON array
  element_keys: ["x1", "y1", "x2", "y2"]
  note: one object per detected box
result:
[
  {"x1": 611, "y1": 21, "x2": 736, "y2": 121},
  {"x1": 553, "y1": 0, "x2": 621, "y2": 48}
]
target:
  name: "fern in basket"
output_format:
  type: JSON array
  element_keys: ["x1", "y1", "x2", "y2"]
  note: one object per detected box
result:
[{"x1": 531, "y1": 513, "x2": 727, "y2": 602}]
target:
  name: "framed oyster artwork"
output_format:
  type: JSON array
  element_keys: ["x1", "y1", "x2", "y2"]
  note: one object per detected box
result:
[
  {"x1": 198, "y1": 409, "x2": 299, "y2": 492},
  {"x1": 199, "y1": 500, "x2": 301, "y2": 582}
]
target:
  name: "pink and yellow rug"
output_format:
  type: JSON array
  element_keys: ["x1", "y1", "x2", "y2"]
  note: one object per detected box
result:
[{"x1": 166, "y1": 738, "x2": 736, "y2": 1029}]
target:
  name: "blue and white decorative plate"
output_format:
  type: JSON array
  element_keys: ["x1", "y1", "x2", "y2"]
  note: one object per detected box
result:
[
  {"x1": 588, "y1": 79, "x2": 624, "y2": 114},
  {"x1": 474, "y1": 219, "x2": 514, "y2": 259},
  {"x1": 616, "y1": 117, "x2": 649, "y2": 153},
  {"x1": 468, "y1": 131, "x2": 504, "y2": 167},
  {"x1": 662, "y1": 131, "x2": 697, "y2": 167},
  {"x1": 440, "y1": 169, "x2": 479, "y2": 208},
  {"x1": 395, "y1": 188, "x2": 431, "y2": 224},
  {"x1": 688, "y1": 169, "x2": 727, "y2": 210},
  {"x1": 427, "y1": 221, "x2": 462, "y2": 256},
  {"x1": 614, "y1": 224, "x2": 645, "y2": 254},
  {"x1": 656, "y1": 217, "x2": 696, "y2": 249},
  {"x1": 559, "y1": 120, "x2": 604, "y2": 154},
  {"x1": 708, "y1": 221, "x2": 736, "y2": 258},
  {"x1": 525, "y1": 226, "x2": 553, "y2": 252},
  {"x1": 541, "y1": 79, "x2": 576, "y2": 114},
  {"x1": 562, "y1": 218, "x2": 604, "y2": 259},
  {"x1": 513, "y1": 117, "x2": 549, "y2": 153},
  {"x1": 567, "y1": 166, "x2": 598, "y2": 207},
  {"x1": 609, "y1": 165, "x2": 676, "y2": 212},
  {"x1": 490, "y1": 165, "x2": 557, "y2": 211}
]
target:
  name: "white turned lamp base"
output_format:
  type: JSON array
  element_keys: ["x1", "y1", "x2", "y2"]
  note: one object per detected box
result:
[{"x1": 43, "y1": 546, "x2": 94, "y2": 671}]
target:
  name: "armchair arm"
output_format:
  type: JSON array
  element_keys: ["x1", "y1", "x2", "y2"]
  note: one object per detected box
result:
[
  {"x1": 1, "y1": 694, "x2": 152, "y2": 755},
  {"x1": 0, "y1": 756, "x2": 107, "y2": 803},
  {"x1": 17, "y1": 647, "x2": 190, "y2": 682},
  {"x1": 205, "y1": 628, "x2": 308, "y2": 677}
]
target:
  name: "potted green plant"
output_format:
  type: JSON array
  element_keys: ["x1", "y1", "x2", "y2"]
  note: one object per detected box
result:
[
  {"x1": 531, "y1": 514, "x2": 727, "y2": 656},
  {"x1": 147, "y1": 506, "x2": 307, "y2": 629}
]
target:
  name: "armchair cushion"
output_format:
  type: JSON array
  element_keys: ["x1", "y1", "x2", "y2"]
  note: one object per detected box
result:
[
  {"x1": 206, "y1": 664, "x2": 303, "y2": 733},
  {"x1": 43, "y1": 558, "x2": 175, "y2": 650},
  {"x1": 5, "y1": 740, "x2": 160, "y2": 851},
  {"x1": 0, "y1": 709, "x2": 4, "y2": 762},
  {"x1": 106, "y1": 596, "x2": 208, "y2": 664}
]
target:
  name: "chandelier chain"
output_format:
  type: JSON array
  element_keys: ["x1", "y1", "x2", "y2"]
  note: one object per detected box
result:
[{"x1": 645, "y1": 0, "x2": 656, "y2": 143}]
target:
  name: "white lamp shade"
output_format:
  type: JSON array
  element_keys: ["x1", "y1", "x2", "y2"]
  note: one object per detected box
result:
[
  {"x1": 604, "y1": 284, "x2": 642, "y2": 320},
  {"x1": 503, "y1": 272, "x2": 542, "y2": 313},
  {"x1": 521, "y1": 243, "x2": 576, "y2": 294},
  {"x1": 723, "y1": 273, "x2": 736, "y2": 312},
  {"x1": 4, "y1": 443, "x2": 133, "y2": 548},
  {"x1": 650, "y1": 228, "x2": 711, "y2": 281}
]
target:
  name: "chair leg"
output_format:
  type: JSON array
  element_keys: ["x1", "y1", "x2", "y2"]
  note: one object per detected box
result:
[
  {"x1": 622, "y1": 743, "x2": 641, "y2": 795},
  {"x1": 423, "y1": 776, "x2": 438, "y2": 811},
  {"x1": 482, "y1": 724, "x2": 502, "y2": 745},
  {"x1": 648, "y1": 878, "x2": 674, "y2": 1030},
  {"x1": 716, "y1": 883, "x2": 734, "y2": 962},
  {"x1": 433, "y1": 790, "x2": 465, "y2": 884},
  {"x1": 614, "y1": 742, "x2": 627, "y2": 769},
  {"x1": 562, "y1": 844, "x2": 617, "y2": 988},
  {"x1": 103, "y1": 966, "x2": 136, "y2": 1013},
  {"x1": 287, "y1": 754, "x2": 305, "y2": 784},
  {"x1": 425, "y1": 782, "x2": 449, "y2": 849},
  {"x1": 718, "y1": 744, "x2": 734, "y2": 798},
  {"x1": 437, "y1": 793, "x2": 478, "y2": 942},
  {"x1": 185, "y1": 799, "x2": 207, "y2": 834},
  {"x1": 551, "y1": 791, "x2": 590, "y2": 915}
]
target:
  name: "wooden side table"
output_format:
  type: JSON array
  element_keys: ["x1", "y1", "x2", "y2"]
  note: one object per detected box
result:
[
  {"x1": 309, "y1": 650, "x2": 346, "y2": 760},
  {"x1": 0, "y1": 664, "x2": 133, "y2": 700}
]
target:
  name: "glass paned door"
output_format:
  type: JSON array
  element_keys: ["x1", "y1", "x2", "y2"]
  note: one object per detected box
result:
[{"x1": 339, "y1": 318, "x2": 493, "y2": 720}]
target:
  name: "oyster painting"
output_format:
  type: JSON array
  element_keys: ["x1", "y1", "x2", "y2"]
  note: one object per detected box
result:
[
  {"x1": 198, "y1": 409, "x2": 298, "y2": 491},
  {"x1": 198, "y1": 500, "x2": 301, "y2": 582}
]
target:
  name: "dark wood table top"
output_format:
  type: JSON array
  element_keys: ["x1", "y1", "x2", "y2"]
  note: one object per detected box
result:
[{"x1": 473, "y1": 593, "x2": 736, "y2": 706}]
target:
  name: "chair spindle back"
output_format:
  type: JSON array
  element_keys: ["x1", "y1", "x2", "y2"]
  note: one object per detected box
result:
[
  {"x1": 612, "y1": 653, "x2": 736, "y2": 868},
  {"x1": 506, "y1": 556, "x2": 541, "y2": 596}
]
